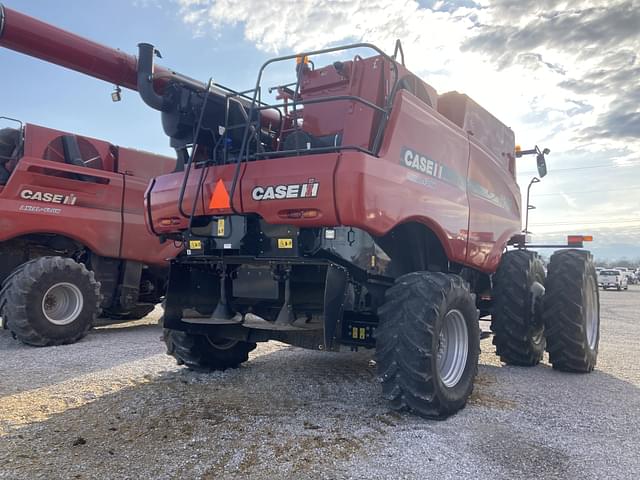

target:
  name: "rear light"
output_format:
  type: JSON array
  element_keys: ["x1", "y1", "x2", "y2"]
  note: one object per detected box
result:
[
  {"x1": 278, "y1": 209, "x2": 320, "y2": 219},
  {"x1": 567, "y1": 234, "x2": 593, "y2": 246},
  {"x1": 159, "y1": 217, "x2": 181, "y2": 226}
]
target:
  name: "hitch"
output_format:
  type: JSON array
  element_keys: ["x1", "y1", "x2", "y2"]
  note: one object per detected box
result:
[
  {"x1": 211, "y1": 264, "x2": 241, "y2": 323},
  {"x1": 274, "y1": 266, "x2": 295, "y2": 325}
]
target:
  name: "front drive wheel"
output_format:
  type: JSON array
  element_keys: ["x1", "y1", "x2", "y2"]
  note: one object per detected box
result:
[
  {"x1": 0, "y1": 257, "x2": 101, "y2": 346},
  {"x1": 163, "y1": 329, "x2": 256, "y2": 371},
  {"x1": 375, "y1": 272, "x2": 480, "y2": 419},
  {"x1": 543, "y1": 250, "x2": 599, "y2": 372}
]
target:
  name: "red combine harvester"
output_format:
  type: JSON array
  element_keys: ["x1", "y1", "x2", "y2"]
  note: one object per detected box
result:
[
  {"x1": 0, "y1": 6, "x2": 182, "y2": 346},
  {"x1": 1, "y1": 5, "x2": 600, "y2": 418}
]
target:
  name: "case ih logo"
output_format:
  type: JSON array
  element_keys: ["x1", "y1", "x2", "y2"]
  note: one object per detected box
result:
[
  {"x1": 401, "y1": 147, "x2": 444, "y2": 179},
  {"x1": 251, "y1": 179, "x2": 319, "y2": 201},
  {"x1": 20, "y1": 189, "x2": 77, "y2": 205}
]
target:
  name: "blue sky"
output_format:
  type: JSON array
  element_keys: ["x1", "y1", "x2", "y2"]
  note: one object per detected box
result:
[
  {"x1": 1, "y1": 0, "x2": 269, "y2": 155},
  {"x1": 2, "y1": 0, "x2": 639, "y2": 260}
]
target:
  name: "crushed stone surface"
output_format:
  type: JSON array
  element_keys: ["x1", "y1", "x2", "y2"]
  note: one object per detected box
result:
[{"x1": 0, "y1": 289, "x2": 639, "y2": 479}]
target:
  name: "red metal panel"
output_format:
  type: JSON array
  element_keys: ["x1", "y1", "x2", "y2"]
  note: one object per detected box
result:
[
  {"x1": 119, "y1": 148, "x2": 181, "y2": 265},
  {"x1": 120, "y1": 173, "x2": 181, "y2": 266},
  {"x1": 0, "y1": 157, "x2": 124, "y2": 258},
  {"x1": 1, "y1": 122, "x2": 179, "y2": 265},
  {"x1": 466, "y1": 138, "x2": 521, "y2": 272},
  {"x1": 149, "y1": 155, "x2": 341, "y2": 234},
  {"x1": 336, "y1": 91, "x2": 470, "y2": 266}
]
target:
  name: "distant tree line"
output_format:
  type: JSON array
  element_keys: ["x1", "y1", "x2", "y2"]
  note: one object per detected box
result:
[{"x1": 594, "y1": 258, "x2": 640, "y2": 268}]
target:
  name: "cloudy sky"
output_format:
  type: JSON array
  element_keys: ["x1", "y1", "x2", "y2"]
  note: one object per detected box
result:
[{"x1": 2, "y1": 0, "x2": 639, "y2": 259}]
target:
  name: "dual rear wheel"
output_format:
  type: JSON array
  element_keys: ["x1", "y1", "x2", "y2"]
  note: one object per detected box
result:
[
  {"x1": 492, "y1": 249, "x2": 599, "y2": 372},
  {"x1": 374, "y1": 248, "x2": 600, "y2": 419}
]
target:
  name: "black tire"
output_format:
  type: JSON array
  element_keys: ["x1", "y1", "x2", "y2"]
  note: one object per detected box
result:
[
  {"x1": 375, "y1": 272, "x2": 480, "y2": 419},
  {"x1": 163, "y1": 328, "x2": 256, "y2": 371},
  {"x1": 491, "y1": 250, "x2": 546, "y2": 366},
  {"x1": 0, "y1": 257, "x2": 101, "y2": 346},
  {"x1": 543, "y1": 249, "x2": 599, "y2": 372}
]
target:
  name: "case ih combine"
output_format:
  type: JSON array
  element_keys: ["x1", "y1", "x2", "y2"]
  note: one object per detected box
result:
[
  {"x1": 1, "y1": 5, "x2": 599, "y2": 418},
  {"x1": 0, "y1": 6, "x2": 181, "y2": 346}
]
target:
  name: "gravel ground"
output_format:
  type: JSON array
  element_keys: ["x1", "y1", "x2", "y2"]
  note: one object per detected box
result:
[{"x1": 0, "y1": 287, "x2": 639, "y2": 479}]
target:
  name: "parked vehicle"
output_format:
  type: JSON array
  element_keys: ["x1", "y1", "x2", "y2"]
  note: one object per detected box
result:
[
  {"x1": 599, "y1": 270, "x2": 628, "y2": 290},
  {"x1": 626, "y1": 271, "x2": 638, "y2": 285},
  {"x1": 0, "y1": 118, "x2": 180, "y2": 346}
]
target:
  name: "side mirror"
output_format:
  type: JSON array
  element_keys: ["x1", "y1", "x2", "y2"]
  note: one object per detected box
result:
[
  {"x1": 516, "y1": 145, "x2": 549, "y2": 177},
  {"x1": 536, "y1": 153, "x2": 547, "y2": 178}
]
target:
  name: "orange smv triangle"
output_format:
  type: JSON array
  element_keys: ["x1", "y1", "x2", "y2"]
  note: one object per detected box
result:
[{"x1": 209, "y1": 179, "x2": 231, "y2": 209}]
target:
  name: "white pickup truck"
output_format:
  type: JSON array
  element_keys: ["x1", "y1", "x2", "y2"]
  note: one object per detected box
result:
[{"x1": 598, "y1": 269, "x2": 628, "y2": 290}]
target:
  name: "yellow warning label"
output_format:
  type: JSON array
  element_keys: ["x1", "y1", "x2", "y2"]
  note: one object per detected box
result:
[
  {"x1": 359, "y1": 328, "x2": 366, "y2": 340},
  {"x1": 352, "y1": 327, "x2": 358, "y2": 339},
  {"x1": 217, "y1": 218, "x2": 225, "y2": 236},
  {"x1": 278, "y1": 238, "x2": 293, "y2": 249},
  {"x1": 189, "y1": 240, "x2": 202, "y2": 249}
]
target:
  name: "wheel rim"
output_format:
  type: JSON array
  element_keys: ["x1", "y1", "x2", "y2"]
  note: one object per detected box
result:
[
  {"x1": 436, "y1": 309, "x2": 469, "y2": 388},
  {"x1": 585, "y1": 275, "x2": 599, "y2": 350},
  {"x1": 42, "y1": 282, "x2": 84, "y2": 326}
]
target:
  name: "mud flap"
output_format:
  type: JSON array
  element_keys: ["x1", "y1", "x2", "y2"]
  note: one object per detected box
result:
[
  {"x1": 323, "y1": 264, "x2": 349, "y2": 351},
  {"x1": 163, "y1": 261, "x2": 220, "y2": 330}
]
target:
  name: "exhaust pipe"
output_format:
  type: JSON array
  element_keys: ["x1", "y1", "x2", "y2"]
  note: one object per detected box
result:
[{"x1": 137, "y1": 43, "x2": 168, "y2": 112}]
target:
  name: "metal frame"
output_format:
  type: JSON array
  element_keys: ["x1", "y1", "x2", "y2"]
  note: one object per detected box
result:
[
  {"x1": 172, "y1": 41, "x2": 404, "y2": 229},
  {"x1": 226, "y1": 42, "x2": 402, "y2": 214}
]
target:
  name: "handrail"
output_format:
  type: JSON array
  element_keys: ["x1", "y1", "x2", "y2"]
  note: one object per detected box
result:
[{"x1": 228, "y1": 42, "x2": 402, "y2": 214}]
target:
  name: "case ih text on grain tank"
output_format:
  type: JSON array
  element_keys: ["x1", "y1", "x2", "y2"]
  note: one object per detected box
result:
[
  {"x1": 0, "y1": 6, "x2": 182, "y2": 346},
  {"x1": 1, "y1": 5, "x2": 600, "y2": 418}
]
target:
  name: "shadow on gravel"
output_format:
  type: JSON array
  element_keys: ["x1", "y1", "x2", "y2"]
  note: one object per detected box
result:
[
  {"x1": 0, "y1": 347, "x2": 387, "y2": 479},
  {"x1": 0, "y1": 322, "x2": 165, "y2": 397},
  {"x1": 1, "y1": 343, "x2": 639, "y2": 479}
]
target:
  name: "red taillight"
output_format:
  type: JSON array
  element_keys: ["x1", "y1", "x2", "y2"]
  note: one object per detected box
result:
[
  {"x1": 278, "y1": 209, "x2": 320, "y2": 219},
  {"x1": 159, "y1": 217, "x2": 181, "y2": 226}
]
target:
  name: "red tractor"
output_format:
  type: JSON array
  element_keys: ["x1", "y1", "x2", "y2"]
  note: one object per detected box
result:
[
  {"x1": 0, "y1": 7, "x2": 181, "y2": 346},
  {"x1": 3, "y1": 6, "x2": 600, "y2": 418}
]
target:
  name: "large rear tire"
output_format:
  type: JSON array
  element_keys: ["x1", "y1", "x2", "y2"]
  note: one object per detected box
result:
[
  {"x1": 0, "y1": 257, "x2": 101, "y2": 346},
  {"x1": 375, "y1": 272, "x2": 480, "y2": 419},
  {"x1": 491, "y1": 250, "x2": 546, "y2": 366},
  {"x1": 163, "y1": 329, "x2": 256, "y2": 371},
  {"x1": 543, "y1": 249, "x2": 599, "y2": 372}
]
